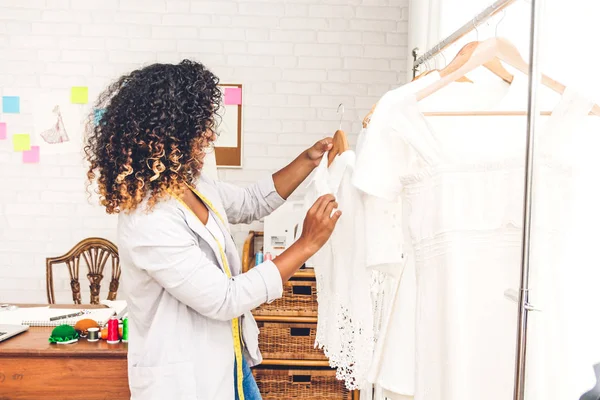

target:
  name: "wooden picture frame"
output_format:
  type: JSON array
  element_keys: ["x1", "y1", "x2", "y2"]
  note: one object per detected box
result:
[{"x1": 215, "y1": 83, "x2": 242, "y2": 168}]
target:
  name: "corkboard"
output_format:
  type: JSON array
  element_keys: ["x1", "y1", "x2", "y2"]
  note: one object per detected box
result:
[{"x1": 215, "y1": 83, "x2": 242, "y2": 168}]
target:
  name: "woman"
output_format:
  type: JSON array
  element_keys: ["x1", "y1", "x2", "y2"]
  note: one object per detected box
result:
[{"x1": 85, "y1": 60, "x2": 341, "y2": 400}]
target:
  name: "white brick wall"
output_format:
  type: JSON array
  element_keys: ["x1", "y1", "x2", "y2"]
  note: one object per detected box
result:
[{"x1": 0, "y1": 0, "x2": 408, "y2": 303}]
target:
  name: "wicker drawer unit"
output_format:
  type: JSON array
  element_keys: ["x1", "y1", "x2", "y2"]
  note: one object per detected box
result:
[
  {"x1": 254, "y1": 280, "x2": 318, "y2": 317},
  {"x1": 253, "y1": 368, "x2": 352, "y2": 400},
  {"x1": 242, "y1": 231, "x2": 358, "y2": 400},
  {"x1": 257, "y1": 321, "x2": 326, "y2": 360}
]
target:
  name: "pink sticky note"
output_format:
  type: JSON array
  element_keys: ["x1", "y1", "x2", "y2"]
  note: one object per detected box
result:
[
  {"x1": 23, "y1": 146, "x2": 40, "y2": 164},
  {"x1": 224, "y1": 87, "x2": 242, "y2": 105},
  {"x1": 0, "y1": 122, "x2": 6, "y2": 140}
]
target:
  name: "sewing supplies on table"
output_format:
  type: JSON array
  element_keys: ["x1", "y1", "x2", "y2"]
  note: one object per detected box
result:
[
  {"x1": 74, "y1": 318, "x2": 99, "y2": 337},
  {"x1": 12, "y1": 304, "x2": 131, "y2": 345},
  {"x1": 106, "y1": 316, "x2": 120, "y2": 344},
  {"x1": 48, "y1": 324, "x2": 79, "y2": 344},
  {"x1": 122, "y1": 317, "x2": 129, "y2": 343},
  {"x1": 87, "y1": 327, "x2": 100, "y2": 342}
]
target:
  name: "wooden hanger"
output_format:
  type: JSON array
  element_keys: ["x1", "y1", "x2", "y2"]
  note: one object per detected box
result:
[
  {"x1": 328, "y1": 129, "x2": 349, "y2": 166},
  {"x1": 328, "y1": 104, "x2": 349, "y2": 166},
  {"x1": 438, "y1": 41, "x2": 514, "y2": 84},
  {"x1": 362, "y1": 73, "x2": 472, "y2": 129},
  {"x1": 362, "y1": 58, "x2": 479, "y2": 129},
  {"x1": 413, "y1": 69, "x2": 473, "y2": 83},
  {"x1": 416, "y1": 37, "x2": 600, "y2": 116}
]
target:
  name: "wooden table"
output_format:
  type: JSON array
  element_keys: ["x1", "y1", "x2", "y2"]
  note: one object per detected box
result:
[{"x1": 0, "y1": 305, "x2": 129, "y2": 400}]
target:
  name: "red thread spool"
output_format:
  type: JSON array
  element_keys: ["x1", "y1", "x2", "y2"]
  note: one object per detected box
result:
[{"x1": 106, "y1": 317, "x2": 120, "y2": 344}]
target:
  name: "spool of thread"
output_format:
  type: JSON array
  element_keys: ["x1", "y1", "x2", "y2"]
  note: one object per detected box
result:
[
  {"x1": 122, "y1": 318, "x2": 129, "y2": 343},
  {"x1": 255, "y1": 250, "x2": 263, "y2": 266},
  {"x1": 264, "y1": 252, "x2": 273, "y2": 261},
  {"x1": 106, "y1": 317, "x2": 120, "y2": 344},
  {"x1": 87, "y1": 327, "x2": 100, "y2": 342}
]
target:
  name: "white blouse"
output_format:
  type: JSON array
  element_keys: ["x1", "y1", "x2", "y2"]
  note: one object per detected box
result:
[{"x1": 304, "y1": 151, "x2": 375, "y2": 391}]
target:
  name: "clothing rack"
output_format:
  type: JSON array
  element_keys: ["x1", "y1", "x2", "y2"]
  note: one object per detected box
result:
[
  {"x1": 410, "y1": 1, "x2": 545, "y2": 399},
  {"x1": 513, "y1": 0, "x2": 543, "y2": 398},
  {"x1": 412, "y1": 0, "x2": 518, "y2": 77}
]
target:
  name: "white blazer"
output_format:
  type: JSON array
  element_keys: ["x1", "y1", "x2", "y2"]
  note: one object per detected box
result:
[{"x1": 117, "y1": 175, "x2": 285, "y2": 400}]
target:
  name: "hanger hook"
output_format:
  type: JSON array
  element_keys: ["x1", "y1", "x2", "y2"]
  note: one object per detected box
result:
[
  {"x1": 495, "y1": 9, "x2": 506, "y2": 37},
  {"x1": 440, "y1": 51, "x2": 447, "y2": 68},
  {"x1": 337, "y1": 103, "x2": 344, "y2": 130},
  {"x1": 472, "y1": 19, "x2": 479, "y2": 41}
]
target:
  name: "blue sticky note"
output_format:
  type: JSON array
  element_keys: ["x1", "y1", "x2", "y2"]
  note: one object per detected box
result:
[
  {"x1": 2, "y1": 96, "x2": 20, "y2": 114},
  {"x1": 94, "y1": 108, "x2": 105, "y2": 126}
]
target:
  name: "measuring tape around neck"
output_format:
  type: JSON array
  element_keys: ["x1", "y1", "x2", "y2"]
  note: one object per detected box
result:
[{"x1": 175, "y1": 183, "x2": 245, "y2": 400}]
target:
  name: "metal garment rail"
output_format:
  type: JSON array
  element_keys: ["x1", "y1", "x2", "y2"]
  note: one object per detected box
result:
[
  {"x1": 513, "y1": 0, "x2": 544, "y2": 398},
  {"x1": 412, "y1": 0, "x2": 517, "y2": 77}
]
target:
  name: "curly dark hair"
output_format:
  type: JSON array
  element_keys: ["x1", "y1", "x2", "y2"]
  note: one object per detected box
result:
[{"x1": 85, "y1": 60, "x2": 221, "y2": 214}]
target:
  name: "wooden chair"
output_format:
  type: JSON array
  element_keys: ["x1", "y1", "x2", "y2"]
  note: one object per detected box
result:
[{"x1": 46, "y1": 237, "x2": 121, "y2": 305}]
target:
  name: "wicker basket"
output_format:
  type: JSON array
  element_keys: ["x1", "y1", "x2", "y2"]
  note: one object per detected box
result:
[
  {"x1": 253, "y1": 368, "x2": 352, "y2": 400},
  {"x1": 253, "y1": 280, "x2": 317, "y2": 317},
  {"x1": 257, "y1": 321, "x2": 326, "y2": 360}
]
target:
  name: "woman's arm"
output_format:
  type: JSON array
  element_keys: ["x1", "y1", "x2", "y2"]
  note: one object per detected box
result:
[
  {"x1": 272, "y1": 138, "x2": 333, "y2": 199},
  {"x1": 209, "y1": 177, "x2": 284, "y2": 225},
  {"x1": 127, "y1": 212, "x2": 283, "y2": 321},
  {"x1": 207, "y1": 138, "x2": 333, "y2": 225},
  {"x1": 126, "y1": 194, "x2": 340, "y2": 321}
]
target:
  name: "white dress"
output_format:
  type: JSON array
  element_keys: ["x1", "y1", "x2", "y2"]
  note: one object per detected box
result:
[
  {"x1": 354, "y1": 72, "x2": 443, "y2": 400},
  {"x1": 355, "y1": 80, "x2": 594, "y2": 400},
  {"x1": 304, "y1": 151, "x2": 375, "y2": 390}
]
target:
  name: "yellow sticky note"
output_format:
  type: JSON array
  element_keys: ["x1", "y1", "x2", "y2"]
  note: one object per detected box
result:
[
  {"x1": 13, "y1": 134, "x2": 31, "y2": 152},
  {"x1": 71, "y1": 86, "x2": 88, "y2": 104}
]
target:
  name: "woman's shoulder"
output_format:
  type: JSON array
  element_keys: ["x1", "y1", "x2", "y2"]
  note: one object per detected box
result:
[{"x1": 117, "y1": 197, "x2": 185, "y2": 237}]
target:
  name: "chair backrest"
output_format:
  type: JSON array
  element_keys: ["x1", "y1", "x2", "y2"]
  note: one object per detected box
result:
[{"x1": 46, "y1": 237, "x2": 121, "y2": 305}]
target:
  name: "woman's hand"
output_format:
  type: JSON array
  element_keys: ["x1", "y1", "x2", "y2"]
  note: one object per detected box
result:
[
  {"x1": 298, "y1": 194, "x2": 342, "y2": 253},
  {"x1": 306, "y1": 138, "x2": 333, "y2": 166},
  {"x1": 272, "y1": 194, "x2": 341, "y2": 282},
  {"x1": 272, "y1": 137, "x2": 333, "y2": 199}
]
